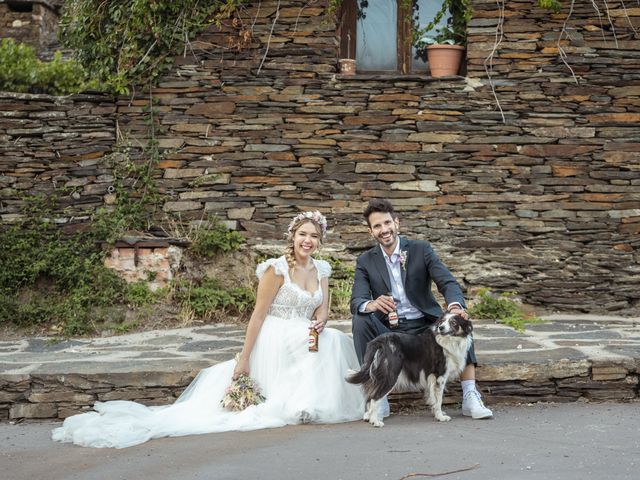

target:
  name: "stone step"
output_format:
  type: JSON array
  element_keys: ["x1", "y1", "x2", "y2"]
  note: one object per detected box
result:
[{"x1": 1, "y1": 315, "x2": 638, "y2": 420}]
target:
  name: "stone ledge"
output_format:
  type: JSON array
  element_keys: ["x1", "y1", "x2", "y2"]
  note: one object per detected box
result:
[
  {"x1": 2, "y1": 316, "x2": 638, "y2": 420},
  {"x1": 2, "y1": 357, "x2": 638, "y2": 421}
]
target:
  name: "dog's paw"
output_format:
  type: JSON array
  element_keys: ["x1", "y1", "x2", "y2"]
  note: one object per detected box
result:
[
  {"x1": 370, "y1": 418, "x2": 385, "y2": 428},
  {"x1": 363, "y1": 411, "x2": 371, "y2": 421},
  {"x1": 435, "y1": 413, "x2": 451, "y2": 422}
]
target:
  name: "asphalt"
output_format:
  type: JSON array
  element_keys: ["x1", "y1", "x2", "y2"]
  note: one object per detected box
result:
[
  {"x1": 0, "y1": 314, "x2": 639, "y2": 420},
  {"x1": 2, "y1": 402, "x2": 640, "y2": 480}
]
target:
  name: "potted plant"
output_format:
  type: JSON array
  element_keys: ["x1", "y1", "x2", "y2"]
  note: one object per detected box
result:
[
  {"x1": 414, "y1": 0, "x2": 471, "y2": 77},
  {"x1": 337, "y1": 27, "x2": 357, "y2": 75}
]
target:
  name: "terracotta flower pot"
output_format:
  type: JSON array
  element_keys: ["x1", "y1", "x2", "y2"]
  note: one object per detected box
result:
[
  {"x1": 426, "y1": 44, "x2": 465, "y2": 77},
  {"x1": 338, "y1": 58, "x2": 356, "y2": 75}
]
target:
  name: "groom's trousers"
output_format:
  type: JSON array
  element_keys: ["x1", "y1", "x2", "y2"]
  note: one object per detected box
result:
[{"x1": 351, "y1": 312, "x2": 478, "y2": 366}]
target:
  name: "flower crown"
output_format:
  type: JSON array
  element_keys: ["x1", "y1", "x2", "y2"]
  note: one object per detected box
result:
[{"x1": 287, "y1": 210, "x2": 328, "y2": 239}]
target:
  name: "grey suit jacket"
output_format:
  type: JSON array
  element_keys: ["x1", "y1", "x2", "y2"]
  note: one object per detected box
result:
[{"x1": 350, "y1": 236, "x2": 466, "y2": 323}]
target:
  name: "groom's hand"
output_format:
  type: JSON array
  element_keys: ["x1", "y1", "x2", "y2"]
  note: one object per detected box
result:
[
  {"x1": 447, "y1": 304, "x2": 469, "y2": 320},
  {"x1": 367, "y1": 294, "x2": 396, "y2": 314}
]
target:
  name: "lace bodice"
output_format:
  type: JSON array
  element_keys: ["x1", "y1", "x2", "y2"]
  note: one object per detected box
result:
[{"x1": 256, "y1": 256, "x2": 331, "y2": 322}]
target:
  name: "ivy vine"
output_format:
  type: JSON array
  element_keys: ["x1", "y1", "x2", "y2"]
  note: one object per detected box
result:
[{"x1": 60, "y1": 0, "x2": 247, "y2": 93}]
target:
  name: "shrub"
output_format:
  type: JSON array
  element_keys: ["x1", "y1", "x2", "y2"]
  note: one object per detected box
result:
[
  {"x1": 0, "y1": 196, "x2": 128, "y2": 334},
  {"x1": 60, "y1": 0, "x2": 247, "y2": 93},
  {"x1": 125, "y1": 281, "x2": 163, "y2": 307},
  {"x1": 191, "y1": 219, "x2": 245, "y2": 258},
  {"x1": 330, "y1": 278, "x2": 353, "y2": 318},
  {"x1": 0, "y1": 38, "x2": 98, "y2": 95},
  {"x1": 320, "y1": 255, "x2": 355, "y2": 280},
  {"x1": 0, "y1": 39, "x2": 38, "y2": 92},
  {"x1": 173, "y1": 278, "x2": 255, "y2": 320},
  {"x1": 468, "y1": 288, "x2": 544, "y2": 332}
]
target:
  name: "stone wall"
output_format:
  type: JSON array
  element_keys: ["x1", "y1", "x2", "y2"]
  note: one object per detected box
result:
[
  {"x1": 0, "y1": 92, "x2": 116, "y2": 230},
  {"x1": 0, "y1": 1, "x2": 60, "y2": 56},
  {"x1": 2, "y1": 358, "x2": 637, "y2": 421},
  {"x1": 1, "y1": 372, "x2": 193, "y2": 420},
  {"x1": 1, "y1": 1, "x2": 638, "y2": 313},
  {"x1": 115, "y1": 0, "x2": 639, "y2": 313}
]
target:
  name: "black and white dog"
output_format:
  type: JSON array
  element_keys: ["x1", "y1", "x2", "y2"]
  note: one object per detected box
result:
[{"x1": 346, "y1": 312, "x2": 472, "y2": 427}]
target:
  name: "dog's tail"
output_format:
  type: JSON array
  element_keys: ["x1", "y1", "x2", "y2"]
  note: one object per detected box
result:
[
  {"x1": 346, "y1": 340, "x2": 397, "y2": 400},
  {"x1": 345, "y1": 365, "x2": 370, "y2": 385}
]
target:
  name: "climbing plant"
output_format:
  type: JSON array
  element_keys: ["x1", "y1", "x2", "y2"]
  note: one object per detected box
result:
[{"x1": 60, "y1": 0, "x2": 248, "y2": 93}]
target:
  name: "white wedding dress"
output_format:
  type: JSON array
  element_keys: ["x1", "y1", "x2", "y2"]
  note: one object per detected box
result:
[{"x1": 52, "y1": 256, "x2": 365, "y2": 448}]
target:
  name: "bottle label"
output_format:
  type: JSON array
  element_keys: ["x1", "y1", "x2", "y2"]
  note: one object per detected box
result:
[
  {"x1": 309, "y1": 328, "x2": 318, "y2": 351},
  {"x1": 388, "y1": 311, "x2": 399, "y2": 328}
]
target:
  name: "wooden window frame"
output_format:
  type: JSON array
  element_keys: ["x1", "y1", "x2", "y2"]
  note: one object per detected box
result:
[{"x1": 338, "y1": 0, "x2": 418, "y2": 75}]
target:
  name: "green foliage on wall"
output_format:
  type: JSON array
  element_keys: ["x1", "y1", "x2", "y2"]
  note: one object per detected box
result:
[
  {"x1": 538, "y1": 0, "x2": 563, "y2": 12},
  {"x1": 91, "y1": 142, "x2": 162, "y2": 244},
  {"x1": 191, "y1": 219, "x2": 246, "y2": 258},
  {"x1": 0, "y1": 143, "x2": 149, "y2": 334},
  {"x1": 0, "y1": 196, "x2": 129, "y2": 335},
  {"x1": 0, "y1": 39, "x2": 98, "y2": 95},
  {"x1": 60, "y1": 0, "x2": 246, "y2": 93},
  {"x1": 173, "y1": 278, "x2": 255, "y2": 321},
  {"x1": 468, "y1": 289, "x2": 544, "y2": 332}
]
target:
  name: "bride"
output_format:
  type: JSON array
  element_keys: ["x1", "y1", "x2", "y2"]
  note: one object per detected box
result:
[{"x1": 52, "y1": 211, "x2": 365, "y2": 448}]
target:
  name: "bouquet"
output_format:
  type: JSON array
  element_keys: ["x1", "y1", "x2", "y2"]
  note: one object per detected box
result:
[{"x1": 220, "y1": 374, "x2": 266, "y2": 411}]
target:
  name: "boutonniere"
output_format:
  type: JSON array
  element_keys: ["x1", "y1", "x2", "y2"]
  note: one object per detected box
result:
[{"x1": 399, "y1": 250, "x2": 408, "y2": 270}]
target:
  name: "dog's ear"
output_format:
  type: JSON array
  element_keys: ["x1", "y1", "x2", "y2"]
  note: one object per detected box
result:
[{"x1": 460, "y1": 316, "x2": 473, "y2": 335}]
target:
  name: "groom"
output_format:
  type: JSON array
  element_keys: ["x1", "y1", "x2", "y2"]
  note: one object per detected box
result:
[{"x1": 350, "y1": 199, "x2": 492, "y2": 420}]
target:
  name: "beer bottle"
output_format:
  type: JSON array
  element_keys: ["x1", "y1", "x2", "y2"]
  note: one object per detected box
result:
[
  {"x1": 308, "y1": 321, "x2": 319, "y2": 352},
  {"x1": 387, "y1": 292, "x2": 399, "y2": 329}
]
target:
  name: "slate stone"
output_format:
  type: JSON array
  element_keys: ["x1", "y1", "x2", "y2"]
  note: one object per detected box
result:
[
  {"x1": 195, "y1": 326, "x2": 247, "y2": 336},
  {"x1": 474, "y1": 338, "x2": 543, "y2": 350},
  {"x1": 604, "y1": 345, "x2": 640, "y2": 358},
  {"x1": 548, "y1": 331, "x2": 622, "y2": 340},
  {"x1": 178, "y1": 340, "x2": 243, "y2": 352},
  {"x1": 24, "y1": 339, "x2": 88, "y2": 352},
  {"x1": 141, "y1": 335, "x2": 193, "y2": 346},
  {"x1": 134, "y1": 352, "x2": 184, "y2": 359},
  {"x1": 202, "y1": 353, "x2": 239, "y2": 362},
  {"x1": 525, "y1": 323, "x2": 600, "y2": 333},
  {"x1": 483, "y1": 347, "x2": 589, "y2": 365},
  {"x1": 475, "y1": 326, "x2": 529, "y2": 338}
]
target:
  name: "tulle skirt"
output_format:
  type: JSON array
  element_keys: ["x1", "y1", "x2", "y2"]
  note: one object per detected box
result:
[{"x1": 52, "y1": 316, "x2": 365, "y2": 448}]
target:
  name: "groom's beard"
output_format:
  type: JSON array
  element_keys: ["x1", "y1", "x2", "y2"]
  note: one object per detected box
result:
[{"x1": 375, "y1": 230, "x2": 398, "y2": 250}]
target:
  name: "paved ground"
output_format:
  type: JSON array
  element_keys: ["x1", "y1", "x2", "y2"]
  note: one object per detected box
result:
[
  {"x1": 2, "y1": 314, "x2": 638, "y2": 377},
  {"x1": 2, "y1": 402, "x2": 639, "y2": 480}
]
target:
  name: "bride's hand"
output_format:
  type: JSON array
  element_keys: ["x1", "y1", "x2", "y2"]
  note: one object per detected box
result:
[
  {"x1": 233, "y1": 355, "x2": 250, "y2": 380},
  {"x1": 313, "y1": 317, "x2": 328, "y2": 334}
]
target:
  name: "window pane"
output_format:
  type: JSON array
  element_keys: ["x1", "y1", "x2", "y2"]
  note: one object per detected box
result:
[
  {"x1": 356, "y1": 0, "x2": 397, "y2": 71},
  {"x1": 412, "y1": 0, "x2": 452, "y2": 72}
]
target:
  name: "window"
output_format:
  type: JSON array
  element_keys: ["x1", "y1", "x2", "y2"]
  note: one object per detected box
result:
[
  {"x1": 338, "y1": 0, "x2": 451, "y2": 74},
  {"x1": 7, "y1": 2, "x2": 34, "y2": 13}
]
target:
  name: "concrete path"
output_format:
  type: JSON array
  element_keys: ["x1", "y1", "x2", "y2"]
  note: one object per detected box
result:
[
  {"x1": 2, "y1": 402, "x2": 639, "y2": 480},
  {"x1": 1, "y1": 315, "x2": 638, "y2": 420}
]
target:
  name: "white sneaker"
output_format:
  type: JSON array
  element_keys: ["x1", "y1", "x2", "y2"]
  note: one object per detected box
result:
[
  {"x1": 462, "y1": 390, "x2": 493, "y2": 419},
  {"x1": 377, "y1": 396, "x2": 390, "y2": 418}
]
